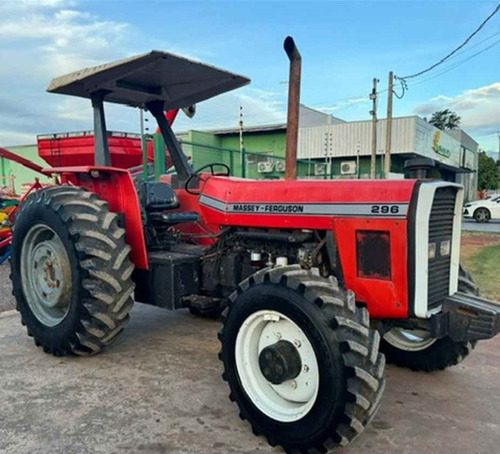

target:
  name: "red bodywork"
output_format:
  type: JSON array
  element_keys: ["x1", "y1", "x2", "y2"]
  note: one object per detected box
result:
[
  {"x1": 31, "y1": 103, "x2": 417, "y2": 320},
  {"x1": 161, "y1": 175, "x2": 417, "y2": 319},
  {"x1": 42, "y1": 167, "x2": 148, "y2": 270},
  {"x1": 38, "y1": 133, "x2": 145, "y2": 168},
  {"x1": 37, "y1": 109, "x2": 180, "y2": 169}
]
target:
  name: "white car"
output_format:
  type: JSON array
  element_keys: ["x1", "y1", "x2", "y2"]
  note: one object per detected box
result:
[{"x1": 463, "y1": 195, "x2": 500, "y2": 223}]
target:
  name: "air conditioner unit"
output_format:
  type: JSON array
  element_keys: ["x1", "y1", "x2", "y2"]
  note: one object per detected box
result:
[
  {"x1": 257, "y1": 161, "x2": 274, "y2": 173},
  {"x1": 314, "y1": 163, "x2": 328, "y2": 176},
  {"x1": 275, "y1": 160, "x2": 286, "y2": 172},
  {"x1": 340, "y1": 161, "x2": 357, "y2": 175}
]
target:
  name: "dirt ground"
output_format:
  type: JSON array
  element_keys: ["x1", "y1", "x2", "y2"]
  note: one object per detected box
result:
[
  {"x1": 1, "y1": 305, "x2": 500, "y2": 454},
  {"x1": 461, "y1": 231, "x2": 500, "y2": 260}
]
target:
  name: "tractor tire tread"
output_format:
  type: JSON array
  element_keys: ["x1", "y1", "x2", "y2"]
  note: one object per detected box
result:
[
  {"x1": 380, "y1": 264, "x2": 479, "y2": 371},
  {"x1": 12, "y1": 185, "x2": 135, "y2": 356},
  {"x1": 219, "y1": 265, "x2": 385, "y2": 453}
]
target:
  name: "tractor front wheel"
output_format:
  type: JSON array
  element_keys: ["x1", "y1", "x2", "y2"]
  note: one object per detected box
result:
[
  {"x1": 10, "y1": 186, "x2": 135, "y2": 356},
  {"x1": 219, "y1": 265, "x2": 385, "y2": 452},
  {"x1": 380, "y1": 264, "x2": 478, "y2": 371}
]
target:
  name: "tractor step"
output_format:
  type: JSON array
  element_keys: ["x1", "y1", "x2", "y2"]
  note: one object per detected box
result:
[
  {"x1": 149, "y1": 211, "x2": 200, "y2": 224},
  {"x1": 134, "y1": 251, "x2": 200, "y2": 310},
  {"x1": 431, "y1": 292, "x2": 500, "y2": 342},
  {"x1": 183, "y1": 294, "x2": 223, "y2": 318}
]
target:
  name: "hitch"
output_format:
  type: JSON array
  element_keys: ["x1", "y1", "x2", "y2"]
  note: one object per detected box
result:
[{"x1": 431, "y1": 292, "x2": 500, "y2": 342}]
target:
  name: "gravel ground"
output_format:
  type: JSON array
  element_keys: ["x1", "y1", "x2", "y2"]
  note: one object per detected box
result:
[{"x1": 0, "y1": 264, "x2": 15, "y2": 313}]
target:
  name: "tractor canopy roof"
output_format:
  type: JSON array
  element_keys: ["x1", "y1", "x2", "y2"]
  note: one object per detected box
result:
[{"x1": 47, "y1": 50, "x2": 251, "y2": 109}]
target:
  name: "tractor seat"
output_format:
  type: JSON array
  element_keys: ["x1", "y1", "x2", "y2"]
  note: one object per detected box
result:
[{"x1": 139, "y1": 182, "x2": 179, "y2": 212}]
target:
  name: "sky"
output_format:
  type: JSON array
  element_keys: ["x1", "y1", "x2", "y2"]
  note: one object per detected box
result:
[{"x1": 0, "y1": 0, "x2": 499, "y2": 152}]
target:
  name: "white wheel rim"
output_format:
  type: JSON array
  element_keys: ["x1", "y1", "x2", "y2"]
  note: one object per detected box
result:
[
  {"x1": 383, "y1": 327, "x2": 436, "y2": 352},
  {"x1": 235, "y1": 310, "x2": 320, "y2": 423},
  {"x1": 20, "y1": 224, "x2": 72, "y2": 327}
]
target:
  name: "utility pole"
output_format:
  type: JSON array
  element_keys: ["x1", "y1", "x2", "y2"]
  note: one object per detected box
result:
[
  {"x1": 370, "y1": 78, "x2": 379, "y2": 179},
  {"x1": 239, "y1": 105, "x2": 244, "y2": 177},
  {"x1": 384, "y1": 71, "x2": 394, "y2": 178},
  {"x1": 356, "y1": 140, "x2": 360, "y2": 178}
]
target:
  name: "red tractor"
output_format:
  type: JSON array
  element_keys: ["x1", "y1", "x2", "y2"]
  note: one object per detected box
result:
[{"x1": 9, "y1": 38, "x2": 500, "y2": 453}]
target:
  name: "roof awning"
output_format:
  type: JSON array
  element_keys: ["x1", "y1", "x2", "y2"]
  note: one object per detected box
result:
[{"x1": 47, "y1": 50, "x2": 250, "y2": 109}]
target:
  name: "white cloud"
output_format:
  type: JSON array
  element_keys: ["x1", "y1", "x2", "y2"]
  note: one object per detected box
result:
[
  {"x1": 0, "y1": 1, "x2": 136, "y2": 145},
  {"x1": 0, "y1": 0, "x2": 73, "y2": 11},
  {"x1": 0, "y1": 5, "x2": 131, "y2": 77},
  {"x1": 414, "y1": 83, "x2": 500, "y2": 143},
  {"x1": 0, "y1": 1, "x2": 285, "y2": 146},
  {"x1": 172, "y1": 87, "x2": 287, "y2": 133},
  {"x1": 0, "y1": 130, "x2": 38, "y2": 145},
  {"x1": 317, "y1": 96, "x2": 368, "y2": 114}
]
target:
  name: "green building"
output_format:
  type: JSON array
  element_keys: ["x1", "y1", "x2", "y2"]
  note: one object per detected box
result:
[
  {"x1": 1, "y1": 145, "x2": 51, "y2": 194},
  {"x1": 176, "y1": 105, "x2": 343, "y2": 179}
]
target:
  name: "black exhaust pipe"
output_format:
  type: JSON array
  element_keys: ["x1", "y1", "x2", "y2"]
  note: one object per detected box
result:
[{"x1": 284, "y1": 36, "x2": 301, "y2": 181}]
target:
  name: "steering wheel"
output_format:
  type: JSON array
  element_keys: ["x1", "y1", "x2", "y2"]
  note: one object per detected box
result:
[{"x1": 185, "y1": 162, "x2": 231, "y2": 195}]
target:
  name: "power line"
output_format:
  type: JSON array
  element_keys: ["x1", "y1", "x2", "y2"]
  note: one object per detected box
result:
[
  {"x1": 400, "y1": 3, "x2": 500, "y2": 80},
  {"x1": 409, "y1": 38, "x2": 500, "y2": 87},
  {"x1": 449, "y1": 28, "x2": 500, "y2": 58}
]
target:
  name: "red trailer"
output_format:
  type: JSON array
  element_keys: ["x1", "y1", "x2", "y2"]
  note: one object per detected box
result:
[{"x1": 37, "y1": 130, "x2": 144, "y2": 168}]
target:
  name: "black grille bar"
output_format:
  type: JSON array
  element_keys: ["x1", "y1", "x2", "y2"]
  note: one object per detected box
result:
[{"x1": 427, "y1": 187, "x2": 457, "y2": 309}]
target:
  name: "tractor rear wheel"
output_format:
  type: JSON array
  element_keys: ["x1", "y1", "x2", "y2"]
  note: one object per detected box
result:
[
  {"x1": 10, "y1": 186, "x2": 135, "y2": 356},
  {"x1": 219, "y1": 265, "x2": 385, "y2": 452},
  {"x1": 380, "y1": 264, "x2": 478, "y2": 371}
]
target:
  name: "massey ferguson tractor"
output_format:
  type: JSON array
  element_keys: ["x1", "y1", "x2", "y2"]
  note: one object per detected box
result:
[{"x1": 8, "y1": 38, "x2": 500, "y2": 453}]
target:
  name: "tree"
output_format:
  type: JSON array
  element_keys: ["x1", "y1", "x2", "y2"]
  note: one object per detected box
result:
[
  {"x1": 428, "y1": 109, "x2": 461, "y2": 130},
  {"x1": 478, "y1": 151, "x2": 500, "y2": 190}
]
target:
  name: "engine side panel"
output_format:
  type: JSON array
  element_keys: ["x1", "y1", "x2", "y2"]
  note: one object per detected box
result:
[
  {"x1": 196, "y1": 176, "x2": 418, "y2": 319},
  {"x1": 333, "y1": 217, "x2": 409, "y2": 318}
]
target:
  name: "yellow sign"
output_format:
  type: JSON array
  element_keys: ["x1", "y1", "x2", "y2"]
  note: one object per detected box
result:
[
  {"x1": 432, "y1": 130, "x2": 451, "y2": 158},
  {"x1": 433, "y1": 131, "x2": 441, "y2": 151}
]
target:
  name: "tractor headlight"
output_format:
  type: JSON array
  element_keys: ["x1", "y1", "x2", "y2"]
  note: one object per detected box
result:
[
  {"x1": 428, "y1": 242, "x2": 436, "y2": 259},
  {"x1": 440, "y1": 240, "x2": 451, "y2": 257}
]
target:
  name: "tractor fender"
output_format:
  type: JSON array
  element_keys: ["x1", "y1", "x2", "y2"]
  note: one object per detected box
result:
[{"x1": 41, "y1": 166, "x2": 148, "y2": 269}]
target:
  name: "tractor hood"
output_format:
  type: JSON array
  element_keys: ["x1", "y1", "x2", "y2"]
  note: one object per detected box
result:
[{"x1": 198, "y1": 177, "x2": 419, "y2": 229}]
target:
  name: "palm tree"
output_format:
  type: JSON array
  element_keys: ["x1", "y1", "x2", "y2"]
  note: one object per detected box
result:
[{"x1": 428, "y1": 109, "x2": 461, "y2": 130}]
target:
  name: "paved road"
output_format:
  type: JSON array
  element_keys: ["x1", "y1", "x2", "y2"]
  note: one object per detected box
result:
[
  {"x1": 1, "y1": 304, "x2": 499, "y2": 454},
  {"x1": 0, "y1": 264, "x2": 15, "y2": 313},
  {"x1": 462, "y1": 219, "x2": 500, "y2": 233}
]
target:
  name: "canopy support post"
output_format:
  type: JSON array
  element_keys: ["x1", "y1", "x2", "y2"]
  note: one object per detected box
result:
[
  {"x1": 91, "y1": 90, "x2": 111, "y2": 167},
  {"x1": 147, "y1": 100, "x2": 193, "y2": 183}
]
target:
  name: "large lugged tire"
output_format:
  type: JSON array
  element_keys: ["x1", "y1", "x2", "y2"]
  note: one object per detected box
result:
[
  {"x1": 380, "y1": 264, "x2": 479, "y2": 372},
  {"x1": 219, "y1": 265, "x2": 385, "y2": 452},
  {"x1": 10, "y1": 186, "x2": 135, "y2": 356}
]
